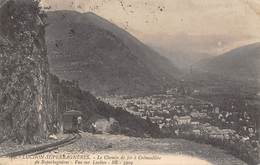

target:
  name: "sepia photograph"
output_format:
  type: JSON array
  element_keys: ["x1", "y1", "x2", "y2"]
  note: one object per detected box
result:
[{"x1": 0, "y1": 0, "x2": 260, "y2": 164}]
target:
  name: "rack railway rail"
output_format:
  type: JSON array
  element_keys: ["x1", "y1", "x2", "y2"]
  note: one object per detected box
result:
[{"x1": 0, "y1": 133, "x2": 81, "y2": 158}]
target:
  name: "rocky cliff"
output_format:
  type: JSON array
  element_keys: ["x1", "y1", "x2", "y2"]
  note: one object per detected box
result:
[{"x1": 0, "y1": 0, "x2": 55, "y2": 144}]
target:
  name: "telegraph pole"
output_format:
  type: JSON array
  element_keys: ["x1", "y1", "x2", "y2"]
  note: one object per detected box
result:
[
  {"x1": 190, "y1": 65, "x2": 193, "y2": 75},
  {"x1": 257, "y1": 109, "x2": 260, "y2": 163}
]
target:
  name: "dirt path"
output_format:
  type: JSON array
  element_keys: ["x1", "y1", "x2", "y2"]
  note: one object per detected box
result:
[{"x1": 57, "y1": 133, "x2": 247, "y2": 165}]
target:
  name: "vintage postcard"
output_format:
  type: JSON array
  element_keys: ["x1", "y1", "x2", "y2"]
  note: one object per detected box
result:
[{"x1": 0, "y1": 0, "x2": 260, "y2": 165}]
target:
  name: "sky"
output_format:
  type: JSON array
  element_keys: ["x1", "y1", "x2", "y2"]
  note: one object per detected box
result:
[{"x1": 41, "y1": 0, "x2": 260, "y2": 66}]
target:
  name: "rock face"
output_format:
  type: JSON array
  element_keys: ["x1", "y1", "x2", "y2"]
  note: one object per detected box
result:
[{"x1": 0, "y1": 0, "x2": 54, "y2": 144}]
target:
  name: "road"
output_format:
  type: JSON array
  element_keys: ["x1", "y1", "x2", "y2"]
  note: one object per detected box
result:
[{"x1": 56, "y1": 133, "x2": 247, "y2": 165}]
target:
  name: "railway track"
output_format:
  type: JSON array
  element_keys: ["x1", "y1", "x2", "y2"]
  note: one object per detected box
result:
[{"x1": 0, "y1": 133, "x2": 81, "y2": 158}]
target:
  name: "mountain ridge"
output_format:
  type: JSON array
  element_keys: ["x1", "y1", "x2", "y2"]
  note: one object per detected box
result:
[
  {"x1": 195, "y1": 42, "x2": 260, "y2": 81},
  {"x1": 46, "y1": 10, "x2": 180, "y2": 96}
]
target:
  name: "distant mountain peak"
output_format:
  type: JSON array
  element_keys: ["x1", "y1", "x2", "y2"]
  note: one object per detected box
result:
[{"x1": 196, "y1": 42, "x2": 260, "y2": 80}]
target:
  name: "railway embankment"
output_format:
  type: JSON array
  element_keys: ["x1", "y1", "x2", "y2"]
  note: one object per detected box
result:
[{"x1": 0, "y1": 134, "x2": 71, "y2": 157}]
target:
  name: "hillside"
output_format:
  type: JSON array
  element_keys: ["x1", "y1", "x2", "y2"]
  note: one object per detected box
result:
[
  {"x1": 195, "y1": 43, "x2": 260, "y2": 81},
  {"x1": 46, "y1": 11, "x2": 180, "y2": 96},
  {"x1": 49, "y1": 74, "x2": 161, "y2": 138}
]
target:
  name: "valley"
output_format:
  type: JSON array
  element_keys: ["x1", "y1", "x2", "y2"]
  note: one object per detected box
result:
[{"x1": 100, "y1": 85, "x2": 259, "y2": 164}]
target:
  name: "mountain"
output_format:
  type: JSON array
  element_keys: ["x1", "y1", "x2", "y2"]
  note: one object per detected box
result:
[
  {"x1": 195, "y1": 43, "x2": 260, "y2": 81},
  {"x1": 46, "y1": 11, "x2": 180, "y2": 96},
  {"x1": 143, "y1": 32, "x2": 243, "y2": 71},
  {"x1": 41, "y1": 0, "x2": 260, "y2": 73}
]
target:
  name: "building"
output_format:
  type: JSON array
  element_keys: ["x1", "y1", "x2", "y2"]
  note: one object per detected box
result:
[
  {"x1": 192, "y1": 129, "x2": 201, "y2": 136},
  {"x1": 191, "y1": 121, "x2": 200, "y2": 128},
  {"x1": 176, "y1": 116, "x2": 191, "y2": 125},
  {"x1": 150, "y1": 116, "x2": 164, "y2": 124}
]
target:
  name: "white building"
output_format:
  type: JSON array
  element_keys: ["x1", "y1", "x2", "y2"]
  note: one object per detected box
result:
[{"x1": 176, "y1": 116, "x2": 191, "y2": 125}]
